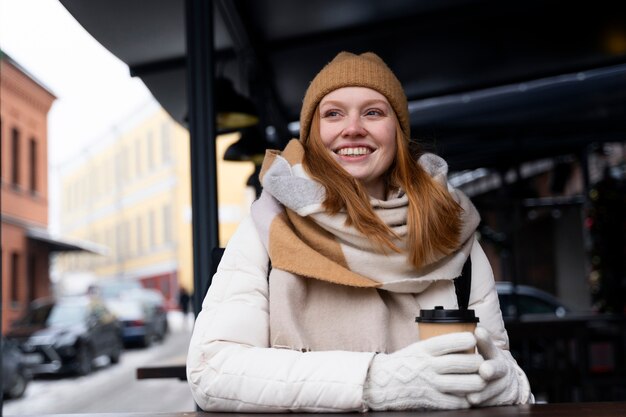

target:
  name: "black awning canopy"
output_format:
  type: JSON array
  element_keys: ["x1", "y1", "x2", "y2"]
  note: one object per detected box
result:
[
  {"x1": 58, "y1": 0, "x2": 626, "y2": 310},
  {"x1": 59, "y1": 0, "x2": 626, "y2": 169},
  {"x1": 27, "y1": 227, "x2": 107, "y2": 254}
]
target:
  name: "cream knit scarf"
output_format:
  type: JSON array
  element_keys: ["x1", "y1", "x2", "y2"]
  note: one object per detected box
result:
[{"x1": 251, "y1": 140, "x2": 480, "y2": 353}]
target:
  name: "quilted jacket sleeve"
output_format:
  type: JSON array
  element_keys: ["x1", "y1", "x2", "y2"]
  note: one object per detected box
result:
[
  {"x1": 467, "y1": 238, "x2": 509, "y2": 349},
  {"x1": 468, "y1": 239, "x2": 534, "y2": 403},
  {"x1": 186, "y1": 215, "x2": 375, "y2": 412}
]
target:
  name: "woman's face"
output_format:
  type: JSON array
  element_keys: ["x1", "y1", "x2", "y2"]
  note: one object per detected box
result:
[{"x1": 318, "y1": 87, "x2": 397, "y2": 200}]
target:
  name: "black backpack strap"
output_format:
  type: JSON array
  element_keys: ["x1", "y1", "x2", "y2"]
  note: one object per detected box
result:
[
  {"x1": 454, "y1": 256, "x2": 472, "y2": 310},
  {"x1": 210, "y1": 247, "x2": 225, "y2": 278}
]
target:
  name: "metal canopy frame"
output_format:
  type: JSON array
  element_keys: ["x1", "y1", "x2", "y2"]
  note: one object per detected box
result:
[
  {"x1": 58, "y1": 0, "x2": 626, "y2": 309},
  {"x1": 185, "y1": 0, "x2": 220, "y2": 313}
]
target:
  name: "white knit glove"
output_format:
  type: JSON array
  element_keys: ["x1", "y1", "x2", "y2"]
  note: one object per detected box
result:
[
  {"x1": 363, "y1": 332, "x2": 486, "y2": 411},
  {"x1": 467, "y1": 327, "x2": 533, "y2": 407}
]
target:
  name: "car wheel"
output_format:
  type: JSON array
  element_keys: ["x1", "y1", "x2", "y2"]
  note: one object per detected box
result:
[
  {"x1": 6, "y1": 371, "x2": 28, "y2": 399},
  {"x1": 141, "y1": 333, "x2": 152, "y2": 348},
  {"x1": 156, "y1": 323, "x2": 166, "y2": 342},
  {"x1": 76, "y1": 344, "x2": 93, "y2": 376},
  {"x1": 109, "y1": 337, "x2": 122, "y2": 364}
]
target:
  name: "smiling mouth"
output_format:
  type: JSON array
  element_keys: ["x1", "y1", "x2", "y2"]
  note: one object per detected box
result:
[{"x1": 335, "y1": 146, "x2": 373, "y2": 156}]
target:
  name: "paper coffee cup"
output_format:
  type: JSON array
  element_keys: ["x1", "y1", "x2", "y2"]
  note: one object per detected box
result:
[{"x1": 416, "y1": 306, "x2": 479, "y2": 353}]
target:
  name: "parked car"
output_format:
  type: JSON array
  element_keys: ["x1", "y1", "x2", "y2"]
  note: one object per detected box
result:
[
  {"x1": 105, "y1": 297, "x2": 161, "y2": 347},
  {"x1": 5, "y1": 296, "x2": 123, "y2": 376},
  {"x1": 496, "y1": 281, "x2": 570, "y2": 319},
  {"x1": 127, "y1": 288, "x2": 169, "y2": 340},
  {"x1": 2, "y1": 337, "x2": 30, "y2": 399},
  {"x1": 90, "y1": 279, "x2": 169, "y2": 346}
]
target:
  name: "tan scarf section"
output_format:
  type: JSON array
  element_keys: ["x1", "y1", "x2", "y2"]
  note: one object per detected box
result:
[{"x1": 250, "y1": 140, "x2": 480, "y2": 352}]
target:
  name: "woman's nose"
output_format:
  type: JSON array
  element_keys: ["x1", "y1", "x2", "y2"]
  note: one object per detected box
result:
[{"x1": 342, "y1": 115, "x2": 367, "y2": 137}]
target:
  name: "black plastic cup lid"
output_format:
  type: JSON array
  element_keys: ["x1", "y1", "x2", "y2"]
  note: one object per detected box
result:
[{"x1": 415, "y1": 306, "x2": 479, "y2": 323}]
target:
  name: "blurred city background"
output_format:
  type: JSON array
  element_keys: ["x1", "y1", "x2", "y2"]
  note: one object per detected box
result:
[{"x1": 1, "y1": 0, "x2": 625, "y2": 414}]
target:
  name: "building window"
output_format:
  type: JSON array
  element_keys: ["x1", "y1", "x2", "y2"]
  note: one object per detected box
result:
[
  {"x1": 135, "y1": 138, "x2": 142, "y2": 178},
  {"x1": 161, "y1": 122, "x2": 171, "y2": 163},
  {"x1": 29, "y1": 138, "x2": 37, "y2": 193},
  {"x1": 149, "y1": 210, "x2": 155, "y2": 249},
  {"x1": 163, "y1": 204, "x2": 172, "y2": 244},
  {"x1": 28, "y1": 254, "x2": 37, "y2": 302},
  {"x1": 136, "y1": 217, "x2": 143, "y2": 254},
  {"x1": 11, "y1": 127, "x2": 20, "y2": 186},
  {"x1": 147, "y1": 131, "x2": 154, "y2": 171},
  {"x1": 11, "y1": 252, "x2": 20, "y2": 303}
]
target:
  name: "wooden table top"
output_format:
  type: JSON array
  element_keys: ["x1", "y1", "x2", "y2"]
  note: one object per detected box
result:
[{"x1": 12, "y1": 402, "x2": 626, "y2": 417}]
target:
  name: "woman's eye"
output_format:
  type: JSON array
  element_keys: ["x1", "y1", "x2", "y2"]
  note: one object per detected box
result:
[
  {"x1": 323, "y1": 110, "x2": 341, "y2": 118},
  {"x1": 365, "y1": 109, "x2": 383, "y2": 117}
]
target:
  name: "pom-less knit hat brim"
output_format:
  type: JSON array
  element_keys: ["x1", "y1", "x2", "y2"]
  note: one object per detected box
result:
[{"x1": 299, "y1": 52, "x2": 410, "y2": 141}]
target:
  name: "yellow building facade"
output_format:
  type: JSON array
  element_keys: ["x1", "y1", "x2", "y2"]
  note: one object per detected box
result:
[{"x1": 57, "y1": 103, "x2": 254, "y2": 307}]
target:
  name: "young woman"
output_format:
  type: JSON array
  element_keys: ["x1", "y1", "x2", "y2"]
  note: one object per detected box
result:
[{"x1": 187, "y1": 52, "x2": 532, "y2": 412}]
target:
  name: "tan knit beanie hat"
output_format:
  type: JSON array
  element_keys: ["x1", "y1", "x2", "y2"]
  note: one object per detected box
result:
[{"x1": 299, "y1": 51, "x2": 409, "y2": 141}]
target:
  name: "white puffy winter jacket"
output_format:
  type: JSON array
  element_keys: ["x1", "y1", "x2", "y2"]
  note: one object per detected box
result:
[{"x1": 187, "y1": 215, "x2": 509, "y2": 412}]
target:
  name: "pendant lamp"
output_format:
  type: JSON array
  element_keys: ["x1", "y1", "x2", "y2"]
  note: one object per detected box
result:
[
  {"x1": 223, "y1": 126, "x2": 267, "y2": 165},
  {"x1": 215, "y1": 77, "x2": 259, "y2": 132}
]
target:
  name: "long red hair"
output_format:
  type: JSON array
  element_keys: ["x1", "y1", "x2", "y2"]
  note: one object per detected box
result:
[{"x1": 302, "y1": 107, "x2": 463, "y2": 269}]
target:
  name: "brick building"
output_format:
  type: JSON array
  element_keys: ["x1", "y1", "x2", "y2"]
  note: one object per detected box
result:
[{"x1": 1, "y1": 51, "x2": 95, "y2": 332}]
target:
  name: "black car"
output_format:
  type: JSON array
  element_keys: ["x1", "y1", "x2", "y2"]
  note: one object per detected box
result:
[
  {"x1": 2, "y1": 337, "x2": 30, "y2": 399},
  {"x1": 90, "y1": 279, "x2": 169, "y2": 347},
  {"x1": 496, "y1": 281, "x2": 570, "y2": 319},
  {"x1": 105, "y1": 297, "x2": 160, "y2": 347},
  {"x1": 127, "y1": 288, "x2": 169, "y2": 341},
  {"x1": 5, "y1": 296, "x2": 123, "y2": 376}
]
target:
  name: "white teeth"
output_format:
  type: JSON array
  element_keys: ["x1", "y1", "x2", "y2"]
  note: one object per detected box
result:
[{"x1": 336, "y1": 147, "x2": 371, "y2": 156}]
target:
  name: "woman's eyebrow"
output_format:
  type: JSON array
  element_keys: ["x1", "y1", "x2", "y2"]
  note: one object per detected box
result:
[
  {"x1": 319, "y1": 100, "x2": 345, "y2": 108},
  {"x1": 320, "y1": 99, "x2": 390, "y2": 108},
  {"x1": 361, "y1": 99, "x2": 390, "y2": 108}
]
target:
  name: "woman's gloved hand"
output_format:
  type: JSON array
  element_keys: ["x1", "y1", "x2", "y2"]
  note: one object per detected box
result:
[
  {"x1": 363, "y1": 332, "x2": 486, "y2": 411},
  {"x1": 468, "y1": 327, "x2": 533, "y2": 407}
]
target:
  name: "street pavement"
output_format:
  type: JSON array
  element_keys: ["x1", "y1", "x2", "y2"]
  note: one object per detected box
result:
[{"x1": 3, "y1": 312, "x2": 197, "y2": 415}]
